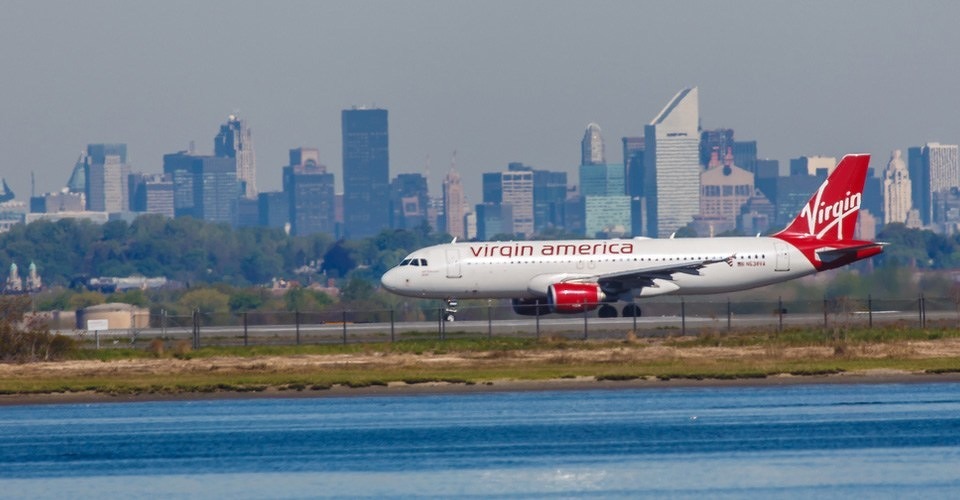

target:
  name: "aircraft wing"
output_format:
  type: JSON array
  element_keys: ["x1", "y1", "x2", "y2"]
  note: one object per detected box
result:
[
  {"x1": 526, "y1": 255, "x2": 733, "y2": 297},
  {"x1": 549, "y1": 255, "x2": 734, "y2": 295}
]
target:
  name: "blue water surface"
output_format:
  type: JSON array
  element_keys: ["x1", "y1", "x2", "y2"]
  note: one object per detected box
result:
[{"x1": 2, "y1": 382, "x2": 960, "y2": 498}]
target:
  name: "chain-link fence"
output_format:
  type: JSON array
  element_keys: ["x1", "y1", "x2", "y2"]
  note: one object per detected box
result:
[{"x1": 60, "y1": 294, "x2": 960, "y2": 349}]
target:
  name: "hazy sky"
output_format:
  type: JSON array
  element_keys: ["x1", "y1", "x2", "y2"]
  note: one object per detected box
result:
[{"x1": 2, "y1": 0, "x2": 959, "y2": 204}]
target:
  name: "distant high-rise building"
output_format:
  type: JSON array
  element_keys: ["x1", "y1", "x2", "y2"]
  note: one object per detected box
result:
[
  {"x1": 84, "y1": 143, "x2": 129, "y2": 213},
  {"x1": 258, "y1": 191, "x2": 289, "y2": 230},
  {"x1": 30, "y1": 191, "x2": 85, "y2": 214},
  {"x1": 482, "y1": 172, "x2": 503, "y2": 204},
  {"x1": 622, "y1": 136, "x2": 645, "y2": 198},
  {"x1": 581, "y1": 123, "x2": 605, "y2": 166},
  {"x1": 342, "y1": 107, "x2": 389, "y2": 239},
  {"x1": 579, "y1": 163, "x2": 625, "y2": 197},
  {"x1": 700, "y1": 161, "x2": 754, "y2": 225},
  {"x1": 699, "y1": 128, "x2": 734, "y2": 168},
  {"x1": 443, "y1": 167, "x2": 466, "y2": 239},
  {"x1": 389, "y1": 173, "x2": 429, "y2": 231},
  {"x1": 883, "y1": 151, "x2": 912, "y2": 226},
  {"x1": 731, "y1": 140, "x2": 758, "y2": 173},
  {"x1": 644, "y1": 87, "x2": 700, "y2": 237},
  {"x1": 129, "y1": 173, "x2": 174, "y2": 217},
  {"x1": 584, "y1": 196, "x2": 631, "y2": 237},
  {"x1": 475, "y1": 202, "x2": 513, "y2": 241},
  {"x1": 502, "y1": 167, "x2": 534, "y2": 237},
  {"x1": 789, "y1": 156, "x2": 837, "y2": 177},
  {"x1": 163, "y1": 151, "x2": 238, "y2": 223},
  {"x1": 66, "y1": 152, "x2": 87, "y2": 193},
  {"x1": 482, "y1": 163, "x2": 566, "y2": 236},
  {"x1": 532, "y1": 168, "x2": 568, "y2": 232},
  {"x1": 214, "y1": 115, "x2": 257, "y2": 199},
  {"x1": 283, "y1": 148, "x2": 336, "y2": 236},
  {"x1": 195, "y1": 156, "x2": 239, "y2": 224},
  {"x1": 909, "y1": 142, "x2": 960, "y2": 226}
]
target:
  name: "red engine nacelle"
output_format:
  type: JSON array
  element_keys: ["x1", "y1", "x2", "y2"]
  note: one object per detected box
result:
[{"x1": 547, "y1": 283, "x2": 607, "y2": 314}]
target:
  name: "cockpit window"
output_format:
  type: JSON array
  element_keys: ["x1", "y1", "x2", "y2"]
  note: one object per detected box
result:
[
  {"x1": 410, "y1": 259, "x2": 420, "y2": 266},
  {"x1": 399, "y1": 259, "x2": 411, "y2": 266},
  {"x1": 419, "y1": 259, "x2": 427, "y2": 266}
]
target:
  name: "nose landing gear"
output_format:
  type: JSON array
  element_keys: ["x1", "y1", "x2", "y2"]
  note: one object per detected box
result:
[{"x1": 444, "y1": 299, "x2": 458, "y2": 322}]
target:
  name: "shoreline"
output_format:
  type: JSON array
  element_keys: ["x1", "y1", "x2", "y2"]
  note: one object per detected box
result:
[{"x1": 4, "y1": 369, "x2": 960, "y2": 406}]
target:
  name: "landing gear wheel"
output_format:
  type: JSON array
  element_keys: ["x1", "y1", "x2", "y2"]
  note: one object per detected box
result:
[
  {"x1": 622, "y1": 303, "x2": 642, "y2": 317},
  {"x1": 598, "y1": 304, "x2": 619, "y2": 318}
]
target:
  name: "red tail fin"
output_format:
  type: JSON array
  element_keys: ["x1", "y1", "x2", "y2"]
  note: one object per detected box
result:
[{"x1": 775, "y1": 154, "x2": 870, "y2": 242}]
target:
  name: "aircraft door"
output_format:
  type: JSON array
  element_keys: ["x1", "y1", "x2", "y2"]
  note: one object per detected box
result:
[
  {"x1": 445, "y1": 249, "x2": 462, "y2": 278},
  {"x1": 774, "y1": 242, "x2": 790, "y2": 272}
]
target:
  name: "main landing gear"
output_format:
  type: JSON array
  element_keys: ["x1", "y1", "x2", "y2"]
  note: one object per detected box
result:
[
  {"x1": 598, "y1": 303, "x2": 642, "y2": 318},
  {"x1": 444, "y1": 299, "x2": 458, "y2": 322},
  {"x1": 622, "y1": 303, "x2": 642, "y2": 318}
]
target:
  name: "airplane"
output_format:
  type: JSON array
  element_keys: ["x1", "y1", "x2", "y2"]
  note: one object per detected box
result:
[{"x1": 381, "y1": 154, "x2": 883, "y2": 321}]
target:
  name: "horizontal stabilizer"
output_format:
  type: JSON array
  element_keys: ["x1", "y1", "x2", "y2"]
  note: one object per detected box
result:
[{"x1": 816, "y1": 243, "x2": 886, "y2": 264}]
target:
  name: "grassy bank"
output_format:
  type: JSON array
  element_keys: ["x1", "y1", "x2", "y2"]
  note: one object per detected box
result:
[{"x1": 2, "y1": 326, "x2": 960, "y2": 397}]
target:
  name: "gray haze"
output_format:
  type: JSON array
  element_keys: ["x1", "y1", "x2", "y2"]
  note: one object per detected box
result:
[{"x1": 2, "y1": 0, "x2": 958, "y2": 205}]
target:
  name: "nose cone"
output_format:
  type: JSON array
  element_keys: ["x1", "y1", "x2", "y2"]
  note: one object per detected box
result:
[{"x1": 380, "y1": 268, "x2": 403, "y2": 294}]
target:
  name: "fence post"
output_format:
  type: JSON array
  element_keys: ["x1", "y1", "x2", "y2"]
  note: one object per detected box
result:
[
  {"x1": 342, "y1": 310, "x2": 348, "y2": 345},
  {"x1": 243, "y1": 311, "x2": 248, "y2": 347},
  {"x1": 487, "y1": 304, "x2": 493, "y2": 340},
  {"x1": 192, "y1": 308, "x2": 200, "y2": 350},
  {"x1": 390, "y1": 309, "x2": 395, "y2": 343},
  {"x1": 920, "y1": 294, "x2": 926, "y2": 329},
  {"x1": 438, "y1": 307, "x2": 443, "y2": 340},
  {"x1": 161, "y1": 309, "x2": 166, "y2": 338},
  {"x1": 867, "y1": 294, "x2": 873, "y2": 329},
  {"x1": 681, "y1": 298, "x2": 686, "y2": 336},
  {"x1": 582, "y1": 301, "x2": 588, "y2": 340},
  {"x1": 535, "y1": 307, "x2": 540, "y2": 340},
  {"x1": 917, "y1": 293, "x2": 923, "y2": 328},
  {"x1": 726, "y1": 298, "x2": 731, "y2": 333},
  {"x1": 295, "y1": 310, "x2": 301, "y2": 346},
  {"x1": 778, "y1": 296, "x2": 783, "y2": 334},
  {"x1": 823, "y1": 297, "x2": 829, "y2": 329}
]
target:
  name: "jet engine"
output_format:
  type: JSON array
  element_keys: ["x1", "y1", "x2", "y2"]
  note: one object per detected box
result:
[
  {"x1": 547, "y1": 283, "x2": 606, "y2": 314},
  {"x1": 511, "y1": 298, "x2": 551, "y2": 316}
]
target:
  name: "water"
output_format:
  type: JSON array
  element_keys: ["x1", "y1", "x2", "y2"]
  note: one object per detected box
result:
[{"x1": 2, "y1": 383, "x2": 960, "y2": 498}]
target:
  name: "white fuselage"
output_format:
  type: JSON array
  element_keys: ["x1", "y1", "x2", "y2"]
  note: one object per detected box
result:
[{"x1": 380, "y1": 236, "x2": 817, "y2": 300}]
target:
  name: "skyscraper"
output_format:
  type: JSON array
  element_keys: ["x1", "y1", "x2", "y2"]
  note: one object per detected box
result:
[
  {"x1": 579, "y1": 163, "x2": 625, "y2": 197},
  {"x1": 883, "y1": 150, "x2": 912, "y2": 225},
  {"x1": 342, "y1": 107, "x2": 389, "y2": 239},
  {"x1": 643, "y1": 87, "x2": 700, "y2": 237},
  {"x1": 284, "y1": 148, "x2": 336, "y2": 236},
  {"x1": 389, "y1": 173, "x2": 429, "y2": 231},
  {"x1": 163, "y1": 151, "x2": 238, "y2": 223},
  {"x1": 84, "y1": 143, "x2": 129, "y2": 213},
  {"x1": 443, "y1": 167, "x2": 466, "y2": 239},
  {"x1": 581, "y1": 123, "x2": 605, "y2": 166},
  {"x1": 909, "y1": 142, "x2": 960, "y2": 226},
  {"x1": 502, "y1": 167, "x2": 534, "y2": 237},
  {"x1": 214, "y1": 115, "x2": 257, "y2": 199},
  {"x1": 622, "y1": 136, "x2": 645, "y2": 197}
]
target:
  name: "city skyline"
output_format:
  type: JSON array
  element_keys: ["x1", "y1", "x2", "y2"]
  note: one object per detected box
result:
[{"x1": 3, "y1": 1, "x2": 960, "y2": 206}]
